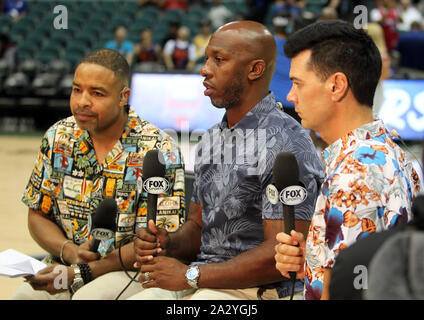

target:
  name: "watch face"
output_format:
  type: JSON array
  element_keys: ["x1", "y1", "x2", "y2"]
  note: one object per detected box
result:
[
  {"x1": 186, "y1": 267, "x2": 199, "y2": 280},
  {"x1": 71, "y1": 278, "x2": 84, "y2": 292}
]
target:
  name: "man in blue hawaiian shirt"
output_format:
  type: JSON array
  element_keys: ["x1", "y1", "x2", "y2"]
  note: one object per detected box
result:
[{"x1": 130, "y1": 20, "x2": 324, "y2": 300}]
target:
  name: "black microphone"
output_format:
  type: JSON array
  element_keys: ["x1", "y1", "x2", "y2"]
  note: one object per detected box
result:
[
  {"x1": 412, "y1": 194, "x2": 424, "y2": 230},
  {"x1": 271, "y1": 152, "x2": 307, "y2": 284},
  {"x1": 142, "y1": 149, "x2": 167, "y2": 233},
  {"x1": 89, "y1": 197, "x2": 118, "y2": 252}
]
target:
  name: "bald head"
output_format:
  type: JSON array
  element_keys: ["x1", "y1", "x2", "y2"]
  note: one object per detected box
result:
[
  {"x1": 212, "y1": 21, "x2": 277, "y2": 81},
  {"x1": 201, "y1": 21, "x2": 277, "y2": 112}
]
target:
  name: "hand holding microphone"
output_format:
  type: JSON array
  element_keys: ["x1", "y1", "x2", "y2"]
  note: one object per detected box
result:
[
  {"x1": 89, "y1": 197, "x2": 118, "y2": 253},
  {"x1": 134, "y1": 150, "x2": 170, "y2": 267},
  {"x1": 268, "y1": 152, "x2": 307, "y2": 283}
]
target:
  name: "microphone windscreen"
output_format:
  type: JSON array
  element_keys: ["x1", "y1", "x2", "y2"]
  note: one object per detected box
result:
[
  {"x1": 91, "y1": 197, "x2": 117, "y2": 230},
  {"x1": 412, "y1": 195, "x2": 424, "y2": 229},
  {"x1": 272, "y1": 152, "x2": 299, "y2": 191},
  {"x1": 143, "y1": 149, "x2": 166, "y2": 179}
]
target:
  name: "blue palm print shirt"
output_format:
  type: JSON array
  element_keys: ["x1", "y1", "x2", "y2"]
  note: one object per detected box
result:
[{"x1": 190, "y1": 92, "x2": 325, "y2": 298}]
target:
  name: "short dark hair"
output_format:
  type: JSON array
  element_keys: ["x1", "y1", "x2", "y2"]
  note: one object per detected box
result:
[
  {"x1": 79, "y1": 48, "x2": 130, "y2": 112},
  {"x1": 284, "y1": 20, "x2": 382, "y2": 107},
  {"x1": 80, "y1": 48, "x2": 129, "y2": 87}
]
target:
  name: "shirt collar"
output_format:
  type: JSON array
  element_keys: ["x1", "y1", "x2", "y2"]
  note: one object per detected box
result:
[
  {"x1": 218, "y1": 92, "x2": 277, "y2": 131},
  {"x1": 74, "y1": 107, "x2": 140, "y2": 165},
  {"x1": 323, "y1": 119, "x2": 388, "y2": 169}
]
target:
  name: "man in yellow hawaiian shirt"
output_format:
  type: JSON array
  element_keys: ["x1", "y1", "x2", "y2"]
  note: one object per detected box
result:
[{"x1": 12, "y1": 49, "x2": 185, "y2": 300}]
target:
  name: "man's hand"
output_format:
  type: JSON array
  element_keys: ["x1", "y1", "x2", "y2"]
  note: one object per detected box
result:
[
  {"x1": 274, "y1": 230, "x2": 306, "y2": 279},
  {"x1": 138, "y1": 256, "x2": 190, "y2": 291},
  {"x1": 61, "y1": 238, "x2": 99, "y2": 265},
  {"x1": 133, "y1": 220, "x2": 170, "y2": 267},
  {"x1": 25, "y1": 264, "x2": 74, "y2": 295},
  {"x1": 77, "y1": 238, "x2": 101, "y2": 262}
]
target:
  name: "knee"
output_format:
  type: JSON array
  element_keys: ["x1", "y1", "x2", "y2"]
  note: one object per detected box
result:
[{"x1": 10, "y1": 282, "x2": 36, "y2": 300}]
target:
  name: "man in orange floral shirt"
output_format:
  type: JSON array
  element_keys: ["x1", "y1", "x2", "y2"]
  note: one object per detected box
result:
[{"x1": 274, "y1": 20, "x2": 421, "y2": 300}]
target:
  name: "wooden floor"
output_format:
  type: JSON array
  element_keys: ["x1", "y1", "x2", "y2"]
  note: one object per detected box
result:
[{"x1": 0, "y1": 135, "x2": 46, "y2": 300}]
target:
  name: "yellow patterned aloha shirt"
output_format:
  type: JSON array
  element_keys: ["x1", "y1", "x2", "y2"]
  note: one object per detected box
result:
[{"x1": 22, "y1": 107, "x2": 186, "y2": 255}]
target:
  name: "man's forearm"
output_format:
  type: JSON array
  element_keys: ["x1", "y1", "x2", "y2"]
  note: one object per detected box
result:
[
  {"x1": 197, "y1": 240, "x2": 284, "y2": 289},
  {"x1": 166, "y1": 219, "x2": 202, "y2": 262},
  {"x1": 88, "y1": 242, "x2": 137, "y2": 279},
  {"x1": 28, "y1": 209, "x2": 77, "y2": 262}
]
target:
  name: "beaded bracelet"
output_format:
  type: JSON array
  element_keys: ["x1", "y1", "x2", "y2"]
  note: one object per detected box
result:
[{"x1": 77, "y1": 262, "x2": 93, "y2": 284}]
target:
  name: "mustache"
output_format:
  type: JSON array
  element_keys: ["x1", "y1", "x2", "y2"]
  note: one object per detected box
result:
[{"x1": 73, "y1": 108, "x2": 97, "y2": 116}]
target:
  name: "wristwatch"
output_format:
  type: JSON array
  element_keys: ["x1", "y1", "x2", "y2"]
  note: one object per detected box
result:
[
  {"x1": 185, "y1": 265, "x2": 200, "y2": 289},
  {"x1": 70, "y1": 264, "x2": 84, "y2": 294}
]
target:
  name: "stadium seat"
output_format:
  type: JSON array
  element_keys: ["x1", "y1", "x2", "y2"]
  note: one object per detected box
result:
[
  {"x1": 10, "y1": 22, "x2": 33, "y2": 40},
  {"x1": 0, "y1": 60, "x2": 12, "y2": 81},
  {"x1": 17, "y1": 42, "x2": 36, "y2": 61},
  {"x1": 34, "y1": 52, "x2": 59, "y2": 65},
  {"x1": 49, "y1": 32, "x2": 72, "y2": 48},
  {"x1": 17, "y1": 59, "x2": 41, "y2": 81},
  {"x1": 80, "y1": 24, "x2": 102, "y2": 41},
  {"x1": 41, "y1": 41, "x2": 63, "y2": 57},
  {"x1": 23, "y1": 33, "x2": 47, "y2": 52},
  {"x1": 48, "y1": 59, "x2": 72, "y2": 75},
  {"x1": 65, "y1": 41, "x2": 88, "y2": 58},
  {"x1": 62, "y1": 52, "x2": 83, "y2": 69},
  {"x1": 58, "y1": 73, "x2": 74, "y2": 97},
  {"x1": 110, "y1": 16, "x2": 133, "y2": 30},
  {"x1": 73, "y1": 33, "x2": 96, "y2": 49},
  {"x1": 138, "y1": 6, "x2": 160, "y2": 19},
  {"x1": 3, "y1": 72, "x2": 31, "y2": 96},
  {"x1": 32, "y1": 72, "x2": 61, "y2": 97},
  {"x1": 78, "y1": 1, "x2": 97, "y2": 15}
]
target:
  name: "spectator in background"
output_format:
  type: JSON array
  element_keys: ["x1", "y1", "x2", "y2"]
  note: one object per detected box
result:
[
  {"x1": 105, "y1": 26, "x2": 134, "y2": 66},
  {"x1": 320, "y1": 6, "x2": 338, "y2": 20},
  {"x1": 158, "y1": 0, "x2": 187, "y2": 11},
  {"x1": 272, "y1": 0, "x2": 302, "y2": 20},
  {"x1": 208, "y1": 0, "x2": 233, "y2": 29},
  {"x1": 397, "y1": 0, "x2": 423, "y2": 32},
  {"x1": 269, "y1": 15, "x2": 295, "y2": 112},
  {"x1": 133, "y1": 29, "x2": 161, "y2": 64},
  {"x1": 371, "y1": 0, "x2": 400, "y2": 52},
  {"x1": 138, "y1": 0, "x2": 161, "y2": 9},
  {"x1": 297, "y1": 0, "x2": 328, "y2": 16},
  {"x1": 366, "y1": 22, "x2": 391, "y2": 119},
  {"x1": 410, "y1": 20, "x2": 423, "y2": 31},
  {"x1": 192, "y1": 20, "x2": 212, "y2": 64},
  {"x1": 163, "y1": 26, "x2": 196, "y2": 71},
  {"x1": 161, "y1": 20, "x2": 180, "y2": 48},
  {"x1": 2, "y1": 0, "x2": 28, "y2": 22},
  {"x1": 0, "y1": 33, "x2": 18, "y2": 67},
  {"x1": 244, "y1": 0, "x2": 272, "y2": 23}
]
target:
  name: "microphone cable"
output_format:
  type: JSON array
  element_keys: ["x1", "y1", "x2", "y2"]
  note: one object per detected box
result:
[
  {"x1": 390, "y1": 129, "x2": 423, "y2": 176},
  {"x1": 289, "y1": 276, "x2": 296, "y2": 300},
  {"x1": 115, "y1": 233, "x2": 140, "y2": 300}
]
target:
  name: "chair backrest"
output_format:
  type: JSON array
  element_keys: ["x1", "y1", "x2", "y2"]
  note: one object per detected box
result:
[{"x1": 185, "y1": 170, "x2": 195, "y2": 207}]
